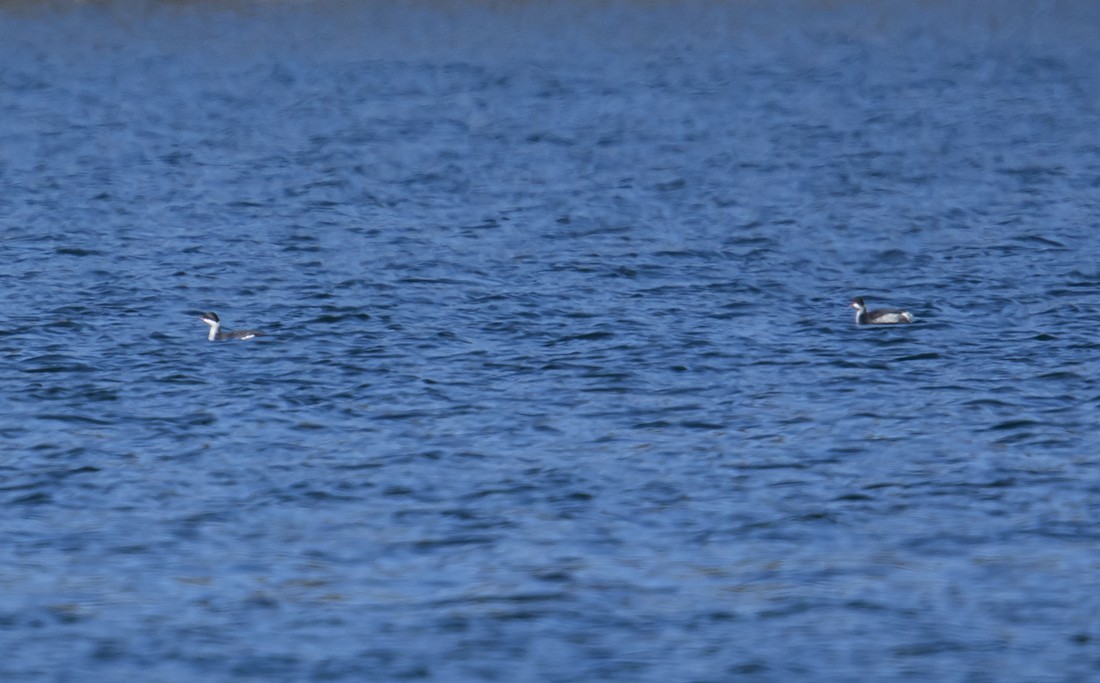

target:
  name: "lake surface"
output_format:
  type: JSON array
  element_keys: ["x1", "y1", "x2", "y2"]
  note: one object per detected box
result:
[{"x1": 3, "y1": 1, "x2": 1100, "y2": 680}]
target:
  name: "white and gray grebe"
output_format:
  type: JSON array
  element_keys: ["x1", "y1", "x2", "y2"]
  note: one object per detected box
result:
[
  {"x1": 850, "y1": 297, "x2": 913, "y2": 325},
  {"x1": 201, "y1": 312, "x2": 265, "y2": 341}
]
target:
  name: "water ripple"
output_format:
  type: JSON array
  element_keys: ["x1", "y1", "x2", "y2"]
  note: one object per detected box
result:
[{"x1": 3, "y1": 2, "x2": 1100, "y2": 682}]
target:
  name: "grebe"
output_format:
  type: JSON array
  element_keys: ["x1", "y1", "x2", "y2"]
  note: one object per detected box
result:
[
  {"x1": 850, "y1": 297, "x2": 913, "y2": 325},
  {"x1": 200, "y1": 312, "x2": 265, "y2": 341}
]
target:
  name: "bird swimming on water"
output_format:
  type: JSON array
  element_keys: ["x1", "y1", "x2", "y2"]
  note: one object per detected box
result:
[
  {"x1": 200, "y1": 312, "x2": 265, "y2": 341},
  {"x1": 850, "y1": 297, "x2": 913, "y2": 325}
]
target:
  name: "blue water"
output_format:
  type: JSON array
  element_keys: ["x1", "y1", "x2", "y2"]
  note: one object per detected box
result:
[{"x1": 3, "y1": 2, "x2": 1100, "y2": 680}]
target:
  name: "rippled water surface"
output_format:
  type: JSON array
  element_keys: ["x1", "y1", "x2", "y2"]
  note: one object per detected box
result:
[{"x1": 3, "y1": 1, "x2": 1100, "y2": 680}]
